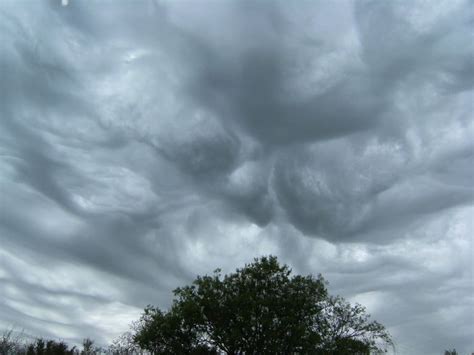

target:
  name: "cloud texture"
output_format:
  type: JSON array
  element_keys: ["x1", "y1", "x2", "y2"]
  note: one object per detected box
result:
[{"x1": 0, "y1": 0, "x2": 473, "y2": 353}]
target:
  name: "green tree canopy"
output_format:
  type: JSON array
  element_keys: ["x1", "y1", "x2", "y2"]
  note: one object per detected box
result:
[{"x1": 133, "y1": 256, "x2": 392, "y2": 354}]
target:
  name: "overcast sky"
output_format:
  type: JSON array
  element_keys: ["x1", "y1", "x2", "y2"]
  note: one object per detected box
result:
[{"x1": 1, "y1": 0, "x2": 473, "y2": 353}]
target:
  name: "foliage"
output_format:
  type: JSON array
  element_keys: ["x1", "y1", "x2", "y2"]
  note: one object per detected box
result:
[
  {"x1": 80, "y1": 338, "x2": 99, "y2": 355},
  {"x1": 108, "y1": 324, "x2": 144, "y2": 355},
  {"x1": 0, "y1": 329, "x2": 24, "y2": 355},
  {"x1": 133, "y1": 256, "x2": 393, "y2": 354},
  {"x1": 0, "y1": 329, "x2": 97, "y2": 355},
  {"x1": 26, "y1": 338, "x2": 76, "y2": 355}
]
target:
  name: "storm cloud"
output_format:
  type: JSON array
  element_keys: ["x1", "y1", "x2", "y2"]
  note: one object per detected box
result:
[{"x1": 1, "y1": 0, "x2": 473, "y2": 353}]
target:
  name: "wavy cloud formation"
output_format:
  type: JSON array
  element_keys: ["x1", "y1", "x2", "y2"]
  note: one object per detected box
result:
[{"x1": 0, "y1": 0, "x2": 473, "y2": 353}]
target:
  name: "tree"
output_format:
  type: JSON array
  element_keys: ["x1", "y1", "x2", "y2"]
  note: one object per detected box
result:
[
  {"x1": 26, "y1": 338, "x2": 76, "y2": 355},
  {"x1": 0, "y1": 329, "x2": 23, "y2": 355},
  {"x1": 133, "y1": 256, "x2": 392, "y2": 354},
  {"x1": 0, "y1": 329, "x2": 82, "y2": 355},
  {"x1": 444, "y1": 350, "x2": 458, "y2": 355},
  {"x1": 109, "y1": 322, "x2": 144, "y2": 355},
  {"x1": 81, "y1": 338, "x2": 96, "y2": 355}
]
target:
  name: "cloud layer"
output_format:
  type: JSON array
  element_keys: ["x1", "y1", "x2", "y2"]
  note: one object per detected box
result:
[{"x1": 1, "y1": 0, "x2": 473, "y2": 353}]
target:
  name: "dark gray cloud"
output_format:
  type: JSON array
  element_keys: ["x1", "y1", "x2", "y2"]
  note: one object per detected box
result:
[{"x1": 0, "y1": 0, "x2": 473, "y2": 353}]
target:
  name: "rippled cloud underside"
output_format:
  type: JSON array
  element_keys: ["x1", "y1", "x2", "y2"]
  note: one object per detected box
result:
[{"x1": 1, "y1": 1, "x2": 473, "y2": 353}]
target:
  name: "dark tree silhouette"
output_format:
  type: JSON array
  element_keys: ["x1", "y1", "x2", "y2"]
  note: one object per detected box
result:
[
  {"x1": 24, "y1": 338, "x2": 76, "y2": 355},
  {"x1": 0, "y1": 329, "x2": 24, "y2": 355},
  {"x1": 80, "y1": 338, "x2": 97, "y2": 355},
  {"x1": 133, "y1": 256, "x2": 392, "y2": 354}
]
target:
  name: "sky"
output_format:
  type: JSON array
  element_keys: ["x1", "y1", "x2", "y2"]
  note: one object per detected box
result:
[{"x1": 0, "y1": 0, "x2": 473, "y2": 353}]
